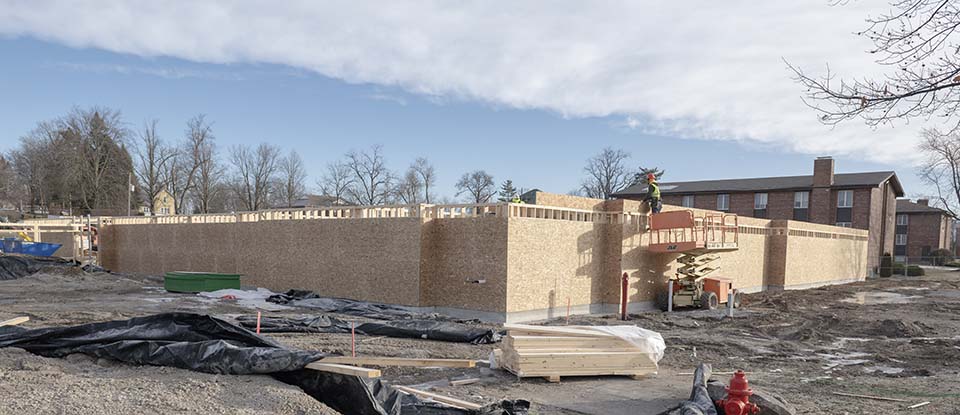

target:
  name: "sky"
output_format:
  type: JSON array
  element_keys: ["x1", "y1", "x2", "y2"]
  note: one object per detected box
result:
[{"x1": 0, "y1": 1, "x2": 940, "y2": 200}]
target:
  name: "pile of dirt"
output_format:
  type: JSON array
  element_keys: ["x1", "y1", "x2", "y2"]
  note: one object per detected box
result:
[{"x1": 867, "y1": 319, "x2": 933, "y2": 338}]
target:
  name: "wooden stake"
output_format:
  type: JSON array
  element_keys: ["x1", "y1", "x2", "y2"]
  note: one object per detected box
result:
[
  {"x1": 351, "y1": 322, "x2": 356, "y2": 357},
  {"x1": 255, "y1": 311, "x2": 261, "y2": 334},
  {"x1": 908, "y1": 401, "x2": 931, "y2": 409},
  {"x1": 566, "y1": 298, "x2": 571, "y2": 325}
]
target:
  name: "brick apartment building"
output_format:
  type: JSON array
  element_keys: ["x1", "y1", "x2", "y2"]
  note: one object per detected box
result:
[
  {"x1": 613, "y1": 157, "x2": 904, "y2": 269},
  {"x1": 894, "y1": 199, "x2": 955, "y2": 262}
]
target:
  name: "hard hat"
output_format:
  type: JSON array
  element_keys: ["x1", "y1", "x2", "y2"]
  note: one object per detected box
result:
[{"x1": 647, "y1": 173, "x2": 656, "y2": 181}]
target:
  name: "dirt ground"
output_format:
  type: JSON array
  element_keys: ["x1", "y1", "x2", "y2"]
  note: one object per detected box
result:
[{"x1": 3, "y1": 266, "x2": 960, "y2": 414}]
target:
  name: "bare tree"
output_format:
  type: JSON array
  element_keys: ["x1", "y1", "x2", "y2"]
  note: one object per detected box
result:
[
  {"x1": 919, "y1": 128, "x2": 960, "y2": 218},
  {"x1": 188, "y1": 116, "x2": 222, "y2": 214},
  {"x1": 317, "y1": 161, "x2": 353, "y2": 204},
  {"x1": 133, "y1": 120, "x2": 175, "y2": 210},
  {"x1": 275, "y1": 149, "x2": 308, "y2": 207},
  {"x1": 345, "y1": 145, "x2": 394, "y2": 205},
  {"x1": 790, "y1": 0, "x2": 960, "y2": 129},
  {"x1": 456, "y1": 170, "x2": 495, "y2": 203},
  {"x1": 169, "y1": 114, "x2": 216, "y2": 213},
  {"x1": 579, "y1": 147, "x2": 631, "y2": 199},
  {"x1": 411, "y1": 157, "x2": 436, "y2": 203},
  {"x1": 229, "y1": 143, "x2": 281, "y2": 211},
  {"x1": 394, "y1": 167, "x2": 424, "y2": 204}
]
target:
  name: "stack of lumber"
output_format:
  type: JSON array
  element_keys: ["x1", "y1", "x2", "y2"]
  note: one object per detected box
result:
[{"x1": 499, "y1": 324, "x2": 658, "y2": 382}]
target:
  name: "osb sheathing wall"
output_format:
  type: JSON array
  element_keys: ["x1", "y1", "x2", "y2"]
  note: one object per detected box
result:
[
  {"x1": 505, "y1": 218, "x2": 615, "y2": 314},
  {"x1": 100, "y1": 218, "x2": 424, "y2": 306},
  {"x1": 420, "y1": 217, "x2": 509, "y2": 313},
  {"x1": 780, "y1": 220, "x2": 869, "y2": 287}
]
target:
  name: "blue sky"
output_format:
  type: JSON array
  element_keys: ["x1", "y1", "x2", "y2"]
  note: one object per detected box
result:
[{"x1": 0, "y1": 1, "x2": 930, "y2": 200}]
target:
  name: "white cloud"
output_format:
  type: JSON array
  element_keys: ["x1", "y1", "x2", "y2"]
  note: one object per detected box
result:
[{"x1": 0, "y1": 1, "x2": 928, "y2": 163}]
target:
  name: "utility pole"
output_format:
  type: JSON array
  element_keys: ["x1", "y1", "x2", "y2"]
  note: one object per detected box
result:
[{"x1": 127, "y1": 172, "x2": 132, "y2": 217}]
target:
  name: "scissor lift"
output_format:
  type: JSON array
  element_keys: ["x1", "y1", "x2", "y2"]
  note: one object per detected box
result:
[{"x1": 647, "y1": 210, "x2": 741, "y2": 310}]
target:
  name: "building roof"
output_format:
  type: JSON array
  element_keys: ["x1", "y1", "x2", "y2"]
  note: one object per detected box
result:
[
  {"x1": 896, "y1": 199, "x2": 949, "y2": 215},
  {"x1": 613, "y1": 171, "x2": 904, "y2": 197}
]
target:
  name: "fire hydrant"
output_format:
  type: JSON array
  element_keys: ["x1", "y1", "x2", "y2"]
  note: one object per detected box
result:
[{"x1": 716, "y1": 370, "x2": 759, "y2": 415}]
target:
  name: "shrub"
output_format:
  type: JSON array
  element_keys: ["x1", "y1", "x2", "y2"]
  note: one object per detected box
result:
[
  {"x1": 892, "y1": 262, "x2": 906, "y2": 275},
  {"x1": 906, "y1": 265, "x2": 925, "y2": 276},
  {"x1": 945, "y1": 261, "x2": 960, "y2": 268},
  {"x1": 930, "y1": 249, "x2": 954, "y2": 266},
  {"x1": 879, "y1": 253, "x2": 893, "y2": 278}
]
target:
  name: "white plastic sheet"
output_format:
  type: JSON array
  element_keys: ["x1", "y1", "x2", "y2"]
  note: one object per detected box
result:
[
  {"x1": 504, "y1": 323, "x2": 667, "y2": 365},
  {"x1": 583, "y1": 325, "x2": 666, "y2": 364}
]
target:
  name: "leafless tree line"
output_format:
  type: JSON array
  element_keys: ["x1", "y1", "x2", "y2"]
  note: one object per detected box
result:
[{"x1": 316, "y1": 145, "x2": 439, "y2": 205}]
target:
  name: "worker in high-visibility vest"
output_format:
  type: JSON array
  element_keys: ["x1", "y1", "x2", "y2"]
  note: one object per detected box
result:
[{"x1": 646, "y1": 173, "x2": 662, "y2": 214}]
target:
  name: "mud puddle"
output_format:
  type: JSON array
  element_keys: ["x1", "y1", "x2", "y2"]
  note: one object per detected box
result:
[{"x1": 841, "y1": 291, "x2": 921, "y2": 305}]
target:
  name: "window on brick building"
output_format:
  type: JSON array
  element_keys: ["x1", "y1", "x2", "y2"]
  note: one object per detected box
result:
[
  {"x1": 895, "y1": 234, "x2": 907, "y2": 245},
  {"x1": 836, "y1": 190, "x2": 853, "y2": 226},
  {"x1": 837, "y1": 190, "x2": 853, "y2": 208},
  {"x1": 794, "y1": 192, "x2": 809, "y2": 208},
  {"x1": 896, "y1": 214, "x2": 908, "y2": 225},
  {"x1": 681, "y1": 195, "x2": 694, "y2": 208},
  {"x1": 793, "y1": 191, "x2": 809, "y2": 221},
  {"x1": 753, "y1": 193, "x2": 768, "y2": 218},
  {"x1": 836, "y1": 222, "x2": 852, "y2": 228},
  {"x1": 717, "y1": 194, "x2": 729, "y2": 211}
]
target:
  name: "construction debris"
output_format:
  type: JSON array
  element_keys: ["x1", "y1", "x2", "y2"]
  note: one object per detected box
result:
[
  {"x1": 828, "y1": 391, "x2": 908, "y2": 402},
  {"x1": 499, "y1": 324, "x2": 663, "y2": 382},
  {"x1": 0, "y1": 312, "x2": 529, "y2": 415},
  {"x1": 394, "y1": 385, "x2": 483, "y2": 410},
  {"x1": 0, "y1": 254, "x2": 76, "y2": 280},
  {"x1": 450, "y1": 377, "x2": 481, "y2": 386}
]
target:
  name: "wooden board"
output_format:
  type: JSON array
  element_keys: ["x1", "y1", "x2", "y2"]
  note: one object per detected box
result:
[
  {"x1": 505, "y1": 335, "x2": 630, "y2": 350},
  {"x1": 394, "y1": 385, "x2": 483, "y2": 410},
  {"x1": 305, "y1": 362, "x2": 381, "y2": 378},
  {"x1": 0, "y1": 317, "x2": 28, "y2": 327},
  {"x1": 320, "y1": 356, "x2": 476, "y2": 368},
  {"x1": 503, "y1": 324, "x2": 616, "y2": 338}
]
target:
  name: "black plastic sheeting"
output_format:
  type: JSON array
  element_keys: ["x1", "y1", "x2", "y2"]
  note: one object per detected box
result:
[
  {"x1": 0, "y1": 313, "x2": 323, "y2": 374},
  {"x1": 0, "y1": 254, "x2": 76, "y2": 280},
  {"x1": 660, "y1": 363, "x2": 717, "y2": 415},
  {"x1": 0, "y1": 313, "x2": 528, "y2": 415},
  {"x1": 237, "y1": 315, "x2": 501, "y2": 344},
  {"x1": 268, "y1": 290, "x2": 454, "y2": 321}
]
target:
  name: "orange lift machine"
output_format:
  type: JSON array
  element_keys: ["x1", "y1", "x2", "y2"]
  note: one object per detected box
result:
[{"x1": 647, "y1": 210, "x2": 741, "y2": 310}]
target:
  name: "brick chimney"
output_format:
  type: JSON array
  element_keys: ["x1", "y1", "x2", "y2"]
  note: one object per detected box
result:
[
  {"x1": 917, "y1": 199, "x2": 929, "y2": 206},
  {"x1": 813, "y1": 156, "x2": 835, "y2": 187}
]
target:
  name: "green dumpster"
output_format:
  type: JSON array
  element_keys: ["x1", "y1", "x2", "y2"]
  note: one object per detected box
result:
[{"x1": 164, "y1": 271, "x2": 242, "y2": 293}]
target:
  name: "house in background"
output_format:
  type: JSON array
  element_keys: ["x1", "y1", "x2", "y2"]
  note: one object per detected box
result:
[
  {"x1": 153, "y1": 190, "x2": 175, "y2": 216},
  {"x1": 894, "y1": 199, "x2": 955, "y2": 262},
  {"x1": 612, "y1": 157, "x2": 904, "y2": 269}
]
